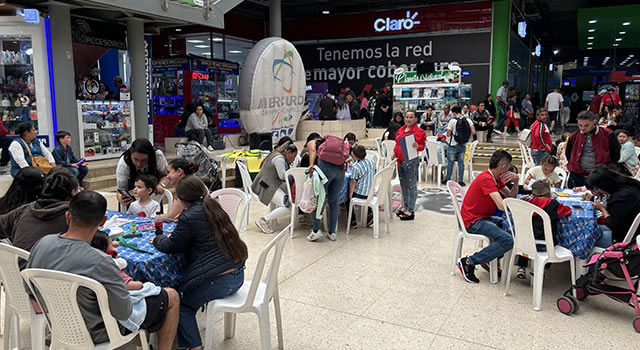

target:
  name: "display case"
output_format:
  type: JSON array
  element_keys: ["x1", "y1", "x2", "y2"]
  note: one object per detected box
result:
[
  {"x1": 392, "y1": 68, "x2": 471, "y2": 117},
  {"x1": 623, "y1": 83, "x2": 640, "y2": 118},
  {"x1": 0, "y1": 36, "x2": 38, "y2": 135},
  {"x1": 77, "y1": 100, "x2": 135, "y2": 160}
]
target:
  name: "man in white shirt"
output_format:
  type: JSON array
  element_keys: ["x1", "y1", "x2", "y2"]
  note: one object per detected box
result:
[
  {"x1": 442, "y1": 106, "x2": 476, "y2": 186},
  {"x1": 495, "y1": 81, "x2": 509, "y2": 130},
  {"x1": 544, "y1": 87, "x2": 564, "y2": 134}
]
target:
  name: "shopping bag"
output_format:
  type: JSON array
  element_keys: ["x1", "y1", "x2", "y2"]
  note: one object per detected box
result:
[{"x1": 299, "y1": 179, "x2": 317, "y2": 213}]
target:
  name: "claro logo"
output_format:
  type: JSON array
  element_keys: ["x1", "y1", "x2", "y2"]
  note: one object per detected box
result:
[{"x1": 374, "y1": 11, "x2": 421, "y2": 32}]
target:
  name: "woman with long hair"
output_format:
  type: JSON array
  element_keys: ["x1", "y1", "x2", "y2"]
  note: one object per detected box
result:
[
  {"x1": 0, "y1": 166, "x2": 45, "y2": 215},
  {"x1": 336, "y1": 93, "x2": 351, "y2": 120},
  {"x1": 152, "y1": 176, "x2": 248, "y2": 350},
  {"x1": 384, "y1": 111, "x2": 405, "y2": 141},
  {"x1": 253, "y1": 141, "x2": 298, "y2": 233},
  {"x1": 586, "y1": 165, "x2": 640, "y2": 247},
  {"x1": 116, "y1": 138, "x2": 169, "y2": 206},
  {"x1": 8, "y1": 122, "x2": 55, "y2": 177}
]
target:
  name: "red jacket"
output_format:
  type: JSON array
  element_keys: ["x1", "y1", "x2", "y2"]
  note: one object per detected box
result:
[
  {"x1": 566, "y1": 126, "x2": 619, "y2": 175},
  {"x1": 393, "y1": 123, "x2": 426, "y2": 164},
  {"x1": 530, "y1": 120, "x2": 552, "y2": 152},
  {"x1": 0, "y1": 120, "x2": 7, "y2": 137}
]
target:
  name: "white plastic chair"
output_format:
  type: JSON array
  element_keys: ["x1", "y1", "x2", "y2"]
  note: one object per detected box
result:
[
  {"x1": 151, "y1": 188, "x2": 173, "y2": 213},
  {"x1": 375, "y1": 137, "x2": 383, "y2": 159},
  {"x1": 211, "y1": 188, "x2": 248, "y2": 230},
  {"x1": 471, "y1": 171, "x2": 481, "y2": 181},
  {"x1": 426, "y1": 141, "x2": 445, "y2": 186},
  {"x1": 635, "y1": 146, "x2": 640, "y2": 158},
  {"x1": 503, "y1": 198, "x2": 576, "y2": 311},
  {"x1": 417, "y1": 150, "x2": 427, "y2": 183},
  {"x1": 447, "y1": 181, "x2": 500, "y2": 284},
  {"x1": 554, "y1": 167, "x2": 568, "y2": 189},
  {"x1": 236, "y1": 160, "x2": 261, "y2": 231},
  {"x1": 21, "y1": 268, "x2": 149, "y2": 350},
  {"x1": 464, "y1": 140, "x2": 479, "y2": 182},
  {"x1": 380, "y1": 140, "x2": 396, "y2": 167},
  {"x1": 220, "y1": 156, "x2": 243, "y2": 189},
  {"x1": 0, "y1": 244, "x2": 46, "y2": 350},
  {"x1": 204, "y1": 225, "x2": 290, "y2": 350},
  {"x1": 365, "y1": 150, "x2": 381, "y2": 171},
  {"x1": 346, "y1": 166, "x2": 394, "y2": 239},
  {"x1": 518, "y1": 141, "x2": 535, "y2": 185},
  {"x1": 284, "y1": 167, "x2": 307, "y2": 238}
]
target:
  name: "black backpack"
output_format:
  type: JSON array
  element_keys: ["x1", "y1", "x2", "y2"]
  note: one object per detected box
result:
[{"x1": 454, "y1": 117, "x2": 471, "y2": 144}]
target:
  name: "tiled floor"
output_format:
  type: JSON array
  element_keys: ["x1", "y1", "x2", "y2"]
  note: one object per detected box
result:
[{"x1": 3, "y1": 179, "x2": 640, "y2": 349}]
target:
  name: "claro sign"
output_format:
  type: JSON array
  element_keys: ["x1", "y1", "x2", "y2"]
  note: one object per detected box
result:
[{"x1": 374, "y1": 11, "x2": 421, "y2": 32}]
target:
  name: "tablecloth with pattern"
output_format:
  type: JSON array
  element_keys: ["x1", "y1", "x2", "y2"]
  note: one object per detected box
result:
[
  {"x1": 106, "y1": 210, "x2": 185, "y2": 289},
  {"x1": 338, "y1": 168, "x2": 353, "y2": 204},
  {"x1": 553, "y1": 198, "x2": 602, "y2": 259}
]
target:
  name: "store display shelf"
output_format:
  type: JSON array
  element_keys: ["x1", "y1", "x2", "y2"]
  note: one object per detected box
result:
[{"x1": 396, "y1": 97, "x2": 441, "y2": 101}]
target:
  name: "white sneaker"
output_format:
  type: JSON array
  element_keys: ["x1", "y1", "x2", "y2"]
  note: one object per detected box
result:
[
  {"x1": 207, "y1": 146, "x2": 214, "y2": 152},
  {"x1": 255, "y1": 217, "x2": 274, "y2": 234},
  {"x1": 493, "y1": 129, "x2": 503, "y2": 135},
  {"x1": 306, "y1": 229, "x2": 324, "y2": 242},
  {"x1": 327, "y1": 232, "x2": 336, "y2": 241}
]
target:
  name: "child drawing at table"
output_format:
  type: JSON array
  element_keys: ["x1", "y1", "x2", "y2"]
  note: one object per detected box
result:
[
  {"x1": 515, "y1": 181, "x2": 572, "y2": 279},
  {"x1": 91, "y1": 230, "x2": 143, "y2": 290},
  {"x1": 524, "y1": 155, "x2": 562, "y2": 189},
  {"x1": 126, "y1": 174, "x2": 160, "y2": 218}
]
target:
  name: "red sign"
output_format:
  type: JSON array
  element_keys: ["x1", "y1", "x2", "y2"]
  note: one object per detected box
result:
[{"x1": 192, "y1": 72, "x2": 210, "y2": 80}]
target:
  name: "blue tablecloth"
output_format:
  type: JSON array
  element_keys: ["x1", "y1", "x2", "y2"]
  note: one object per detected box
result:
[
  {"x1": 105, "y1": 210, "x2": 185, "y2": 289},
  {"x1": 338, "y1": 168, "x2": 353, "y2": 204},
  {"x1": 554, "y1": 198, "x2": 602, "y2": 259}
]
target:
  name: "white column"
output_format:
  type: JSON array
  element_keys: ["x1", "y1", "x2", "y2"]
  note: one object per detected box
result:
[
  {"x1": 270, "y1": 0, "x2": 282, "y2": 37},
  {"x1": 126, "y1": 18, "x2": 148, "y2": 141}
]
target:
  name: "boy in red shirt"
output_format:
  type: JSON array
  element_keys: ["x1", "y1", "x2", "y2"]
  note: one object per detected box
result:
[
  {"x1": 530, "y1": 108, "x2": 552, "y2": 165},
  {"x1": 457, "y1": 150, "x2": 518, "y2": 283}
]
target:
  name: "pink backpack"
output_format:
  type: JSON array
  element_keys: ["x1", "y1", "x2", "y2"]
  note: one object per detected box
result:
[{"x1": 318, "y1": 135, "x2": 349, "y2": 165}]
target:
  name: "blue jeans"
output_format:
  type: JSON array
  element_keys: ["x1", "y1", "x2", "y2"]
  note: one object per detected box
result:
[
  {"x1": 178, "y1": 267, "x2": 245, "y2": 348},
  {"x1": 497, "y1": 102, "x2": 507, "y2": 130},
  {"x1": 530, "y1": 150, "x2": 547, "y2": 165},
  {"x1": 66, "y1": 165, "x2": 88, "y2": 184},
  {"x1": 398, "y1": 158, "x2": 419, "y2": 212},
  {"x1": 467, "y1": 216, "x2": 514, "y2": 265},
  {"x1": 595, "y1": 225, "x2": 613, "y2": 248},
  {"x1": 312, "y1": 160, "x2": 345, "y2": 234},
  {"x1": 445, "y1": 143, "x2": 466, "y2": 182}
]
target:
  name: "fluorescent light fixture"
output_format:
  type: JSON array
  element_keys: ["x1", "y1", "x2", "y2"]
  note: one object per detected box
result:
[
  {"x1": 588, "y1": 29, "x2": 595, "y2": 32},
  {"x1": 587, "y1": 47, "x2": 593, "y2": 50},
  {"x1": 613, "y1": 43, "x2": 620, "y2": 47},
  {"x1": 587, "y1": 42, "x2": 593, "y2": 45},
  {"x1": 619, "y1": 31, "x2": 626, "y2": 35},
  {"x1": 202, "y1": 52, "x2": 211, "y2": 55},
  {"x1": 553, "y1": 49, "x2": 559, "y2": 55},
  {"x1": 175, "y1": 28, "x2": 182, "y2": 32},
  {"x1": 588, "y1": 36, "x2": 594, "y2": 40},
  {"x1": 616, "y1": 38, "x2": 622, "y2": 41},
  {"x1": 623, "y1": 22, "x2": 631, "y2": 26},
  {"x1": 322, "y1": 10, "x2": 330, "y2": 14},
  {"x1": 228, "y1": 50, "x2": 243, "y2": 54},
  {"x1": 187, "y1": 40, "x2": 204, "y2": 43},
  {"x1": 194, "y1": 45, "x2": 209, "y2": 48},
  {"x1": 630, "y1": 55, "x2": 635, "y2": 57},
  {"x1": 589, "y1": 19, "x2": 597, "y2": 24},
  {"x1": 212, "y1": 38, "x2": 223, "y2": 42}
]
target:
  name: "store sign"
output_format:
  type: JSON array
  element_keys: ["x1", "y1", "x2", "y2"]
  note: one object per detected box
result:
[
  {"x1": 71, "y1": 17, "x2": 126, "y2": 50},
  {"x1": 374, "y1": 11, "x2": 421, "y2": 32},
  {"x1": 192, "y1": 72, "x2": 210, "y2": 80},
  {"x1": 119, "y1": 88, "x2": 131, "y2": 101},
  {"x1": 394, "y1": 70, "x2": 461, "y2": 85},
  {"x1": 462, "y1": 70, "x2": 471, "y2": 77},
  {"x1": 239, "y1": 38, "x2": 306, "y2": 143},
  {"x1": 23, "y1": 9, "x2": 40, "y2": 24}
]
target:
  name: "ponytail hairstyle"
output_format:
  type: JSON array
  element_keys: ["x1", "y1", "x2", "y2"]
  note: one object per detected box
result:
[
  {"x1": 177, "y1": 175, "x2": 248, "y2": 262},
  {"x1": 261, "y1": 140, "x2": 297, "y2": 169},
  {"x1": 169, "y1": 158, "x2": 200, "y2": 176},
  {"x1": 41, "y1": 166, "x2": 79, "y2": 201}
]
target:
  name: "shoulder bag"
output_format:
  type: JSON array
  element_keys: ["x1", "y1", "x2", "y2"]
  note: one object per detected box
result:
[{"x1": 19, "y1": 138, "x2": 53, "y2": 174}]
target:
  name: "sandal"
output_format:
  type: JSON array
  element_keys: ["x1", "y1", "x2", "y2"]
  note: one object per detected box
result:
[
  {"x1": 397, "y1": 210, "x2": 409, "y2": 219},
  {"x1": 400, "y1": 212, "x2": 415, "y2": 221}
]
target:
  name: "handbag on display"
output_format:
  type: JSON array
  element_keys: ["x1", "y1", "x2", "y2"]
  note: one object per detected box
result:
[{"x1": 19, "y1": 138, "x2": 53, "y2": 174}]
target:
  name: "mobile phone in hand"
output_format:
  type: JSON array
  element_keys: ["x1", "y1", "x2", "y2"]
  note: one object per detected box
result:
[{"x1": 118, "y1": 189, "x2": 133, "y2": 201}]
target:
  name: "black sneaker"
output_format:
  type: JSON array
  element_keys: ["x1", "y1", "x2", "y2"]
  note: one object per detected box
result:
[
  {"x1": 441, "y1": 179, "x2": 448, "y2": 185},
  {"x1": 480, "y1": 261, "x2": 502, "y2": 279},
  {"x1": 366, "y1": 214, "x2": 374, "y2": 227},
  {"x1": 458, "y1": 181, "x2": 466, "y2": 187},
  {"x1": 457, "y1": 257, "x2": 480, "y2": 283}
]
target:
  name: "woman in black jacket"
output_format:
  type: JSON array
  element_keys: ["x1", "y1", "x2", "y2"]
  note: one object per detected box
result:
[
  {"x1": 586, "y1": 166, "x2": 640, "y2": 247},
  {"x1": 152, "y1": 176, "x2": 248, "y2": 350}
]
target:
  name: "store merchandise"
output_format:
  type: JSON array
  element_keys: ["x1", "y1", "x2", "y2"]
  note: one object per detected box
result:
[
  {"x1": 1, "y1": 37, "x2": 38, "y2": 135},
  {"x1": 78, "y1": 100, "x2": 134, "y2": 159},
  {"x1": 624, "y1": 83, "x2": 639, "y2": 118}
]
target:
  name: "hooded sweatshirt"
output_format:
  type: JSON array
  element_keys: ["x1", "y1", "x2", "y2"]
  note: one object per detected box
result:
[{"x1": 0, "y1": 198, "x2": 70, "y2": 253}]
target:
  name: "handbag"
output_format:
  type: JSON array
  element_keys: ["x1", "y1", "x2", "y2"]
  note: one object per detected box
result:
[
  {"x1": 513, "y1": 111, "x2": 521, "y2": 120},
  {"x1": 19, "y1": 138, "x2": 53, "y2": 174}
]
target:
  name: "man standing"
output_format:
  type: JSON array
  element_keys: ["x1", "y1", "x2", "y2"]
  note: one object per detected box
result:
[
  {"x1": 521, "y1": 93, "x2": 534, "y2": 128},
  {"x1": 529, "y1": 108, "x2": 552, "y2": 165},
  {"x1": 442, "y1": 106, "x2": 475, "y2": 186},
  {"x1": 495, "y1": 81, "x2": 509, "y2": 130},
  {"x1": 457, "y1": 150, "x2": 517, "y2": 284},
  {"x1": 589, "y1": 89, "x2": 605, "y2": 115},
  {"x1": 345, "y1": 93, "x2": 361, "y2": 120},
  {"x1": 610, "y1": 104, "x2": 640, "y2": 136},
  {"x1": 566, "y1": 111, "x2": 620, "y2": 187},
  {"x1": 373, "y1": 83, "x2": 393, "y2": 127},
  {"x1": 471, "y1": 102, "x2": 494, "y2": 143},
  {"x1": 600, "y1": 86, "x2": 622, "y2": 114},
  {"x1": 318, "y1": 91, "x2": 336, "y2": 120},
  {"x1": 544, "y1": 87, "x2": 563, "y2": 134},
  {"x1": 26, "y1": 191, "x2": 180, "y2": 350}
]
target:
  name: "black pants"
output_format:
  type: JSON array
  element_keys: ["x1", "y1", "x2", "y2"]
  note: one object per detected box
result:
[
  {"x1": 568, "y1": 172, "x2": 587, "y2": 188},
  {"x1": 186, "y1": 128, "x2": 214, "y2": 147},
  {"x1": 0, "y1": 136, "x2": 12, "y2": 166}
]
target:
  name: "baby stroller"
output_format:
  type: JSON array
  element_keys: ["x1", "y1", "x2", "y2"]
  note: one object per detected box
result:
[
  {"x1": 175, "y1": 141, "x2": 221, "y2": 191},
  {"x1": 557, "y1": 241, "x2": 640, "y2": 332}
]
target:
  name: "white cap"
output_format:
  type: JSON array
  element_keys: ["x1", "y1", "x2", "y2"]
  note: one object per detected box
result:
[{"x1": 599, "y1": 89, "x2": 607, "y2": 94}]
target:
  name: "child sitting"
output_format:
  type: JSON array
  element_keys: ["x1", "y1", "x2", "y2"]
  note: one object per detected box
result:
[
  {"x1": 616, "y1": 129, "x2": 639, "y2": 176},
  {"x1": 524, "y1": 155, "x2": 562, "y2": 189},
  {"x1": 91, "y1": 230, "x2": 143, "y2": 290},
  {"x1": 52, "y1": 131, "x2": 88, "y2": 184},
  {"x1": 126, "y1": 174, "x2": 160, "y2": 218},
  {"x1": 349, "y1": 145, "x2": 375, "y2": 228},
  {"x1": 515, "y1": 181, "x2": 572, "y2": 278}
]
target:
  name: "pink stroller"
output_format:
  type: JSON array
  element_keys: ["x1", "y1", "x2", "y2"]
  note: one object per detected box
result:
[{"x1": 557, "y1": 241, "x2": 640, "y2": 332}]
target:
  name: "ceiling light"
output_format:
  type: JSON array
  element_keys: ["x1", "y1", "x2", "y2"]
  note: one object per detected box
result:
[
  {"x1": 187, "y1": 40, "x2": 204, "y2": 43},
  {"x1": 616, "y1": 38, "x2": 622, "y2": 41},
  {"x1": 587, "y1": 47, "x2": 593, "y2": 50},
  {"x1": 630, "y1": 55, "x2": 635, "y2": 57},
  {"x1": 587, "y1": 42, "x2": 593, "y2": 45},
  {"x1": 212, "y1": 38, "x2": 223, "y2": 42},
  {"x1": 588, "y1": 29, "x2": 595, "y2": 32},
  {"x1": 175, "y1": 28, "x2": 182, "y2": 32},
  {"x1": 589, "y1": 19, "x2": 597, "y2": 24},
  {"x1": 613, "y1": 43, "x2": 620, "y2": 47},
  {"x1": 322, "y1": 10, "x2": 330, "y2": 14},
  {"x1": 623, "y1": 22, "x2": 631, "y2": 26},
  {"x1": 194, "y1": 45, "x2": 209, "y2": 48},
  {"x1": 619, "y1": 31, "x2": 626, "y2": 35},
  {"x1": 202, "y1": 52, "x2": 211, "y2": 55},
  {"x1": 228, "y1": 50, "x2": 242, "y2": 54},
  {"x1": 553, "y1": 49, "x2": 559, "y2": 55},
  {"x1": 588, "y1": 36, "x2": 594, "y2": 40}
]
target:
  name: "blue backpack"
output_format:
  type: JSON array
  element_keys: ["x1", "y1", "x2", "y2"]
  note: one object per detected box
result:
[{"x1": 454, "y1": 117, "x2": 471, "y2": 144}]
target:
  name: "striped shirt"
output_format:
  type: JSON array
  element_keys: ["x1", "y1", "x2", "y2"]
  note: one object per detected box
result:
[{"x1": 351, "y1": 158, "x2": 376, "y2": 196}]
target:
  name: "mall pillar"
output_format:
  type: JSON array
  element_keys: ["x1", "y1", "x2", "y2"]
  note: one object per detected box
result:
[
  {"x1": 126, "y1": 18, "x2": 149, "y2": 141},
  {"x1": 48, "y1": 3, "x2": 79, "y2": 151},
  {"x1": 270, "y1": 0, "x2": 282, "y2": 37},
  {"x1": 490, "y1": 0, "x2": 510, "y2": 95}
]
